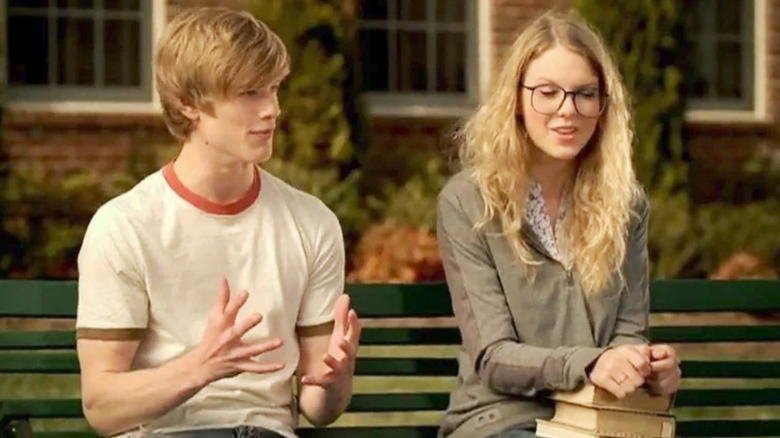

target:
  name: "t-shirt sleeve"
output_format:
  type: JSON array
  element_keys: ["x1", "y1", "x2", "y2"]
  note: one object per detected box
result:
[
  {"x1": 76, "y1": 205, "x2": 149, "y2": 339},
  {"x1": 297, "y1": 207, "x2": 345, "y2": 327}
]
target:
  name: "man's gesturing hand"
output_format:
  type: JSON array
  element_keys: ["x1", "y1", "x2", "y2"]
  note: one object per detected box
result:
[
  {"x1": 300, "y1": 294, "x2": 361, "y2": 388},
  {"x1": 190, "y1": 277, "x2": 284, "y2": 387}
]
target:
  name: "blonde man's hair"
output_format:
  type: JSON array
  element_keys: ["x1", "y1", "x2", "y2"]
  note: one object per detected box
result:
[
  {"x1": 155, "y1": 7, "x2": 290, "y2": 141},
  {"x1": 456, "y1": 10, "x2": 643, "y2": 296}
]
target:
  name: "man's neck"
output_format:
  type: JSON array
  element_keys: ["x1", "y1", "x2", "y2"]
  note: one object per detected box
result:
[{"x1": 172, "y1": 141, "x2": 257, "y2": 204}]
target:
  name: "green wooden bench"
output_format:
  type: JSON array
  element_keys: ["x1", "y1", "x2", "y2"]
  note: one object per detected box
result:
[{"x1": 1, "y1": 279, "x2": 780, "y2": 438}]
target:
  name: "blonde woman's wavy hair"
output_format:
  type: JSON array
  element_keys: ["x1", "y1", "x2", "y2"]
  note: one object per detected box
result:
[{"x1": 456, "y1": 10, "x2": 642, "y2": 296}]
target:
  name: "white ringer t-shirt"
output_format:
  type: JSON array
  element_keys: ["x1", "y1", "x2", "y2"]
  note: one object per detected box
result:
[{"x1": 76, "y1": 163, "x2": 344, "y2": 438}]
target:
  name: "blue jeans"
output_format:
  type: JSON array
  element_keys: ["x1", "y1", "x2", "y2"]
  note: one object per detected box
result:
[
  {"x1": 486, "y1": 427, "x2": 539, "y2": 438},
  {"x1": 146, "y1": 427, "x2": 286, "y2": 438}
]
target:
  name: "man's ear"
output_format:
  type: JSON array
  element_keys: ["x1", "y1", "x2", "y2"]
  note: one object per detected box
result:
[{"x1": 179, "y1": 100, "x2": 200, "y2": 122}]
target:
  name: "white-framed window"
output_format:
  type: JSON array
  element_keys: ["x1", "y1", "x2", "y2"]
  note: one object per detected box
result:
[
  {"x1": 5, "y1": 0, "x2": 154, "y2": 103},
  {"x1": 356, "y1": 0, "x2": 479, "y2": 116},
  {"x1": 686, "y1": 0, "x2": 767, "y2": 122}
]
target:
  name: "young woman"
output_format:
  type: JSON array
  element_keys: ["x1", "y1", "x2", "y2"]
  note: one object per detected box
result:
[{"x1": 436, "y1": 10, "x2": 680, "y2": 438}]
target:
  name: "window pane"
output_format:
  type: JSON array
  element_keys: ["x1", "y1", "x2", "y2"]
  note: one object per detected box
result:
[
  {"x1": 716, "y1": 0, "x2": 741, "y2": 35},
  {"x1": 57, "y1": 0, "x2": 94, "y2": 8},
  {"x1": 8, "y1": 16, "x2": 49, "y2": 85},
  {"x1": 396, "y1": 31, "x2": 427, "y2": 91},
  {"x1": 57, "y1": 17, "x2": 94, "y2": 85},
  {"x1": 436, "y1": 0, "x2": 465, "y2": 23},
  {"x1": 105, "y1": 20, "x2": 141, "y2": 86},
  {"x1": 359, "y1": 30, "x2": 389, "y2": 91},
  {"x1": 687, "y1": 40, "x2": 708, "y2": 98},
  {"x1": 105, "y1": 0, "x2": 140, "y2": 10},
  {"x1": 716, "y1": 42, "x2": 743, "y2": 98},
  {"x1": 358, "y1": 0, "x2": 388, "y2": 20},
  {"x1": 436, "y1": 32, "x2": 465, "y2": 92},
  {"x1": 398, "y1": 0, "x2": 425, "y2": 21}
]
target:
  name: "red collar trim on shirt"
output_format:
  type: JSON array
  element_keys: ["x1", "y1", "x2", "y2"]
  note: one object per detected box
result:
[{"x1": 162, "y1": 162, "x2": 261, "y2": 215}]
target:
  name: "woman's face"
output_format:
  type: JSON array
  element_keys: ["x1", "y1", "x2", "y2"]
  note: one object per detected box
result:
[{"x1": 519, "y1": 44, "x2": 602, "y2": 165}]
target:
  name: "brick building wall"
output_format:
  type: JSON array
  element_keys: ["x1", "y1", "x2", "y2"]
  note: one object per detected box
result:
[
  {"x1": 370, "y1": 0, "x2": 570, "y2": 173},
  {"x1": 687, "y1": 0, "x2": 780, "y2": 202},
  {"x1": 0, "y1": 0, "x2": 245, "y2": 178},
  {"x1": 1, "y1": 0, "x2": 778, "y2": 199}
]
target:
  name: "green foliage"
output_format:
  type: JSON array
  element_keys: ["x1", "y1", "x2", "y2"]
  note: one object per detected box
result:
[
  {"x1": 1, "y1": 167, "x2": 134, "y2": 278},
  {"x1": 577, "y1": 0, "x2": 779, "y2": 278},
  {"x1": 248, "y1": 0, "x2": 368, "y2": 239},
  {"x1": 0, "y1": 141, "x2": 176, "y2": 278},
  {"x1": 576, "y1": 0, "x2": 685, "y2": 190},
  {"x1": 366, "y1": 154, "x2": 448, "y2": 230}
]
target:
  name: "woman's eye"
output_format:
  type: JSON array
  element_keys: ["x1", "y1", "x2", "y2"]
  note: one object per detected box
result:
[
  {"x1": 578, "y1": 88, "x2": 599, "y2": 98},
  {"x1": 241, "y1": 90, "x2": 258, "y2": 96},
  {"x1": 538, "y1": 87, "x2": 560, "y2": 97}
]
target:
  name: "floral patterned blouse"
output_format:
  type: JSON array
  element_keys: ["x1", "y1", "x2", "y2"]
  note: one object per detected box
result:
[{"x1": 524, "y1": 182, "x2": 572, "y2": 268}]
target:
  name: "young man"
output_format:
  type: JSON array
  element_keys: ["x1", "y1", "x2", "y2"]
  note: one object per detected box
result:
[{"x1": 75, "y1": 7, "x2": 360, "y2": 438}]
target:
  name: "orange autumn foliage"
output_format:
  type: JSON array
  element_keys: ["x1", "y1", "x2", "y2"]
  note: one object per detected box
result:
[{"x1": 347, "y1": 220, "x2": 444, "y2": 283}]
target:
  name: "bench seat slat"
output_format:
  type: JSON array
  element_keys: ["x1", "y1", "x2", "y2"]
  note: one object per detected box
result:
[
  {"x1": 2, "y1": 324, "x2": 778, "y2": 351},
  {"x1": 347, "y1": 393, "x2": 449, "y2": 412},
  {"x1": 677, "y1": 419, "x2": 780, "y2": 437},
  {"x1": 676, "y1": 388, "x2": 780, "y2": 407},
  {"x1": 650, "y1": 325, "x2": 780, "y2": 343},
  {"x1": 0, "y1": 331, "x2": 76, "y2": 350},
  {"x1": 4, "y1": 354, "x2": 780, "y2": 381},
  {"x1": 682, "y1": 360, "x2": 780, "y2": 378},
  {"x1": 1, "y1": 399, "x2": 83, "y2": 418},
  {"x1": 360, "y1": 328, "x2": 459, "y2": 345},
  {"x1": 355, "y1": 358, "x2": 457, "y2": 376},
  {"x1": 0, "y1": 352, "x2": 79, "y2": 373}
]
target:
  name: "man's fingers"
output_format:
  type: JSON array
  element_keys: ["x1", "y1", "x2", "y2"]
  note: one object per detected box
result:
[
  {"x1": 338, "y1": 338, "x2": 357, "y2": 360},
  {"x1": 230, "y1": 337, "x2": 283, "y2": 360},
  {"x1": 322, "y1": 353, "x2": 343, "y2": 371},
  {"x1": 230, "y1": 313, "x2": 264, "y2": 340},
  {"x1": 223, "y1": 290, "x2": 250, "y2": 324},
  {"x1": 345, "y1": 309, "x2": 361, "y2": 345},
  {"x1": 333, "y1": 294, "x2": 350, "y2": 335},
  {"x1": 301, "y1": 371, "x2": 336, "y2": 386},
  {"x1": 213, "y1": 277, "x2": 231, "y2": 316},
  {"x1": 237, "y1": 361, "x2": 285, "y2": 375}
]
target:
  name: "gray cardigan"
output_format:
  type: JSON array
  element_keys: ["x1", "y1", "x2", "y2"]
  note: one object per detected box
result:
[{"x1": 436, "y1": 171, "x2": 650, "y2": 438}]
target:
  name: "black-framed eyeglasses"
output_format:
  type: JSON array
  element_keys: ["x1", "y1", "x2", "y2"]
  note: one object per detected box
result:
[{"x1": 521, "y1": 83, "x2": 608, "y2": 118}]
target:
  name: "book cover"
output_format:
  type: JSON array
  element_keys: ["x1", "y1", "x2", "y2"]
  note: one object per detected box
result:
[
  {"x1": 536, "y1": 419, "x2": 670, "y2": 438},
  {"x1": 550, "y1": 383, "x2": 674, "y2": 414},
  {"x1": 549, "y1": 402, "x2": 675, "y2": 438}
]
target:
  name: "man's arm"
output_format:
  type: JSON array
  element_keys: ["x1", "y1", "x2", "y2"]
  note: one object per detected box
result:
[
  {"x1": 79, "y1": 339, "x2": 206, "y2": 436},
  {"x1": 296, "y1": 294, "x2": 361, "y2": 426},
  {"x1": 78, "y1": 279, "x2": 284, "y2": 436}
]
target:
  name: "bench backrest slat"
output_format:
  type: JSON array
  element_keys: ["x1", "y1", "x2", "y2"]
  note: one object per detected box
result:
[{"x1": 0, "y1": 280, "x2": 78, "y2": 318}]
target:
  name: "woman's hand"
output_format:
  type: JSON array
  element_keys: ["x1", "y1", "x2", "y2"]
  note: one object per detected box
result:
[{"x1": 588, "y1": 344, "x2": 652, "y2": 398}]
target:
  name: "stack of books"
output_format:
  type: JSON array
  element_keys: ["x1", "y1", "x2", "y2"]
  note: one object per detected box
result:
[{"x1": 536, "y1": 383, "x2": 675, "y2": 438}]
